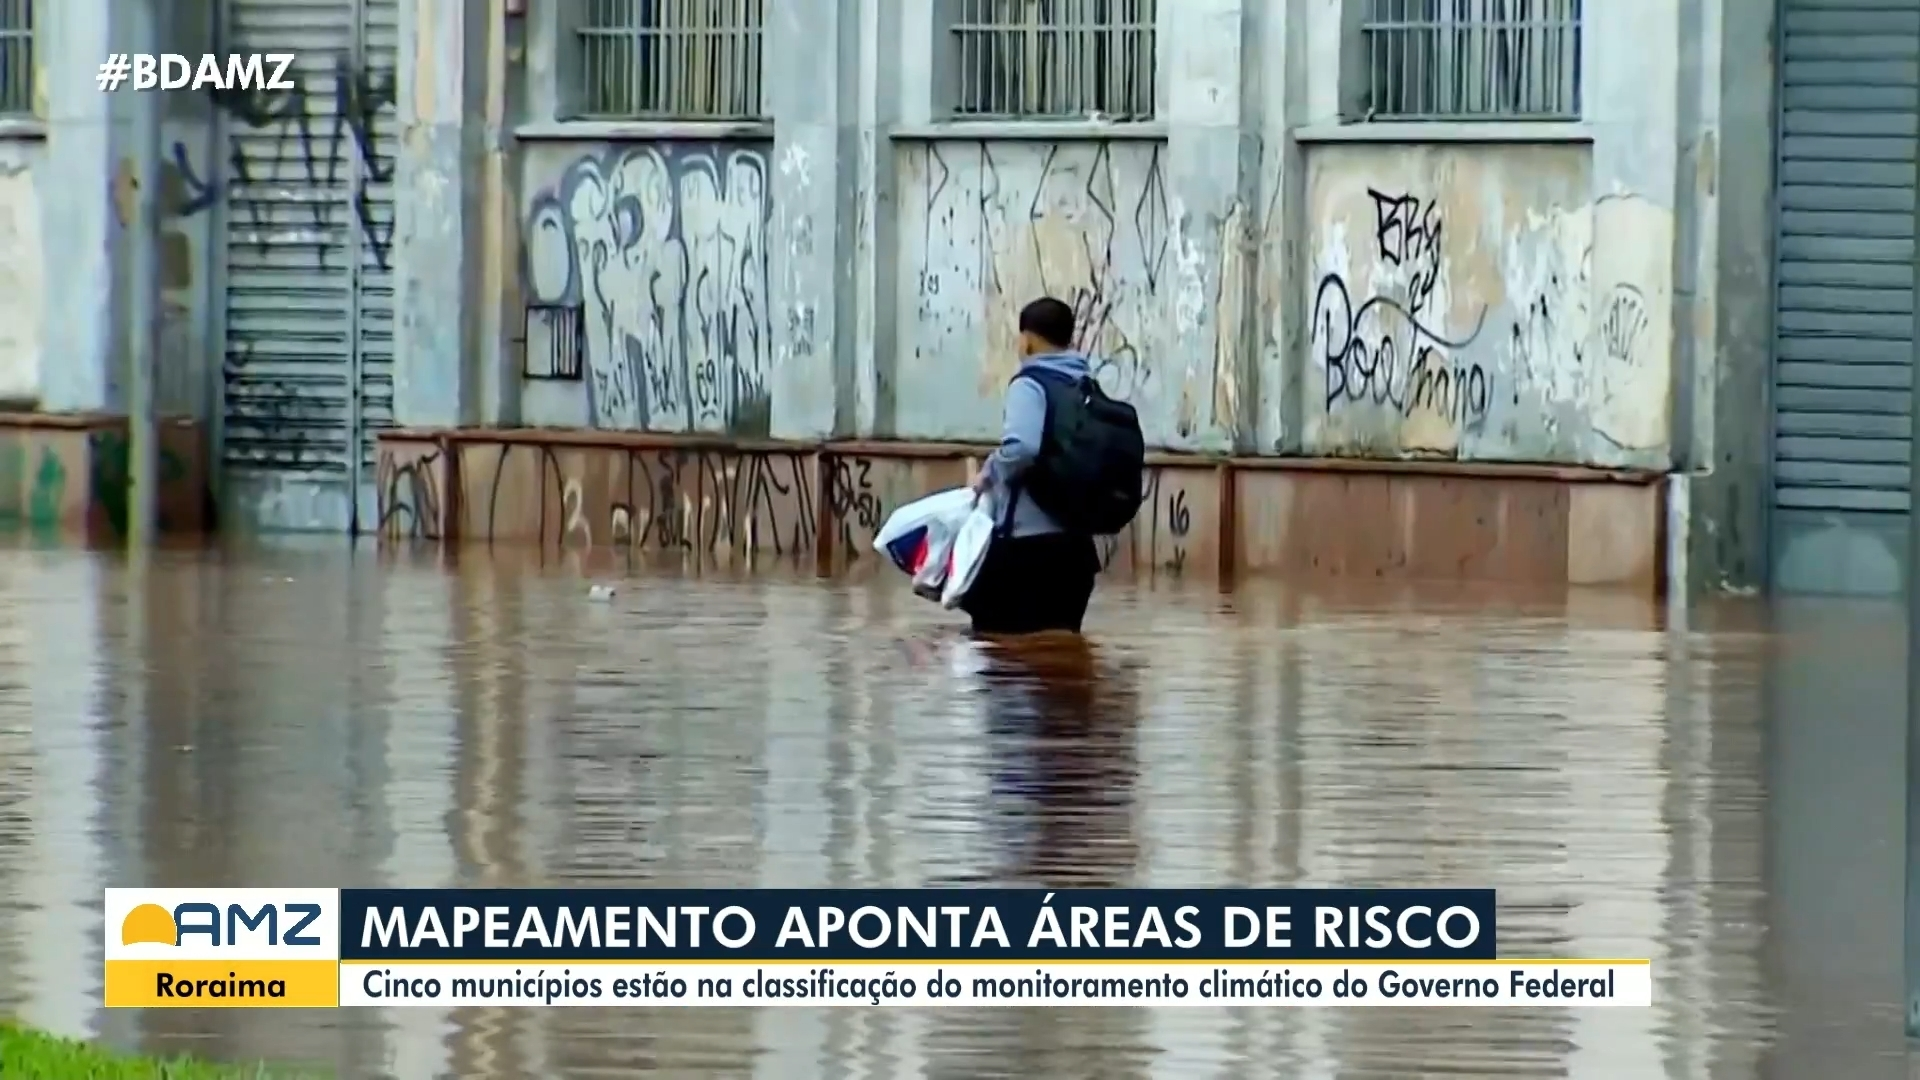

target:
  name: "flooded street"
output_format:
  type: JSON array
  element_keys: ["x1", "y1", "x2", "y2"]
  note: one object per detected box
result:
[{"x1": 0, "y1": 543, "x2": 1906, "y2": 1078}]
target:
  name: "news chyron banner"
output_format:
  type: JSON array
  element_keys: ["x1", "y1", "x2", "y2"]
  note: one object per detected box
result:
[{"x1": 105, "y1": 888, "x2": 1653, "y2": 1008}]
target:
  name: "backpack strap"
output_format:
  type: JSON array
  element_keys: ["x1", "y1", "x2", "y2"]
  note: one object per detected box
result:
[
  {"x1": 996, "y1": 366, "x2": 1091, "y2": 537},
  {"x1": 996, "y1": 367, "x2": 1068, "y2": 538}
]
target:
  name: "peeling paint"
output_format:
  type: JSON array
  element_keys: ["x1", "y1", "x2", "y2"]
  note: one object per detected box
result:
[
  {"x1": 779, "y1": 142, "x2": 812, "y2": 187},
  {"x1": 0, "y1": 160, "x2": 43, "y2": 403},
  {"x1": 1304, "y1": 144, "x2": 1670, "y2": 467},
  {"x1": 897, "y1": 140, "x2": 1176, "y2": 444},
  {"x1": 1211, "y1": 201, "x2": 1248, "y2": 435}
]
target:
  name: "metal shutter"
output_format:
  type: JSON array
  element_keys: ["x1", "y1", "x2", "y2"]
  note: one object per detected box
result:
[
  {"x1": 217, "y1": 0, "x2": 396, "y2": 533},
  {"x1": 1773, "y1": 1, "x2": 1919, "y2": 522}
]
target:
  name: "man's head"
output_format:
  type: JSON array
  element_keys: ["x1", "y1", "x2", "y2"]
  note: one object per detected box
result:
[{"x1": 1018, "y1": 297, "x2": 1076, "y2": 358}]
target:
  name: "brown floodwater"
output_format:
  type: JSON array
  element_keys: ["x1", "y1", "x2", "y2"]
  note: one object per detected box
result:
[{"x1": 0, "y1": 540, "x2": 1909, "y2": 1078}]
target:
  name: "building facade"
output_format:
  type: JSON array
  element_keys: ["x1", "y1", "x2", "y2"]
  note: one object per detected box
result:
[{"x1": 0, "y1": 0, "x2": 1854, "y2": 597}]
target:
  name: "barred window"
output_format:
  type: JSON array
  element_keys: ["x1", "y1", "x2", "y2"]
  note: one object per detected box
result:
[
  {"x1": 952, "y1": 0, "x2": 1157, "y2": 121},
  {"x1": 0, "y1": 0, "x2": 31, "y2": 117},
  {"x1": 1358, "y1": 0, "x2": 1581, "y2": 121},
  {"x1": 575, "y1": 0, "x2": 766, "y2": 120}
]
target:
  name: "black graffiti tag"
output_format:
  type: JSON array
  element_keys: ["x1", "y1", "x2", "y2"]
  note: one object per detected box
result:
[
  {"x1": 1316, "y1": 188, "x2": 1492, "y2": 429},
  {"x1": 205, "y1": 53, "x2": 397, "y2": 271},
  {"x1": 1368, "y1": 188, "x2": 1443, "y2": 317}
]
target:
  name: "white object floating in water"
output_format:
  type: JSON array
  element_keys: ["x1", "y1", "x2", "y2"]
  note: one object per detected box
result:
[{"x1": 587, "y1": 585, "x2": 616, "y2": 601}]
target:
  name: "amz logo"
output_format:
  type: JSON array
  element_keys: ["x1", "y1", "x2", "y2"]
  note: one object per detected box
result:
[{"x1": 121, "y1": 901, "x2": 323, "y2": 947}]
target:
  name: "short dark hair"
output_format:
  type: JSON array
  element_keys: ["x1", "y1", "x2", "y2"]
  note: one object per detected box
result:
[{"x1": 1019, "y1": 297, "x2": 1076, "y2": 350}]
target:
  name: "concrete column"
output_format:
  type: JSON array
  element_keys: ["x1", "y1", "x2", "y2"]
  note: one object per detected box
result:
[
  {"x1": 850, "y1": 0, "x2": 900, "y2": 436},
  {"x1": 1585, "y1": 0, "x2": 1681, "y2": 458},
  {"x1": 1163, "y1": 0, "x2": 1257, "y2": 452},
  {"x1": 1254, "y1": 0, "x2": 1306, "y2": 452},
  {"x1": 766, "y1": 0, "x2": 858, "y2": 439},
  {"x1": 1688, "y1": 0, "x2": 1773, "y2": 593},
  {"x1": 393, "y1": 0, "x2": 487, "y2": 428},
  {"x1": 40, "y1": 0, "x2": 122, "y2": 412}
]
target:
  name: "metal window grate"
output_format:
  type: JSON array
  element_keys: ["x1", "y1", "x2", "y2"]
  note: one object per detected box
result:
[
  {"x1": 1359, "y1": 0, "x2": 1581, "y2": 121},
  {"x1": 576, "y1": 0, "x2": 766, "y2": 120},
  {"x1": 0, "y1": 0, "x2": 31, "y2": 117},
  {"x1": 524, "y1": 303, "x2": 585, "y2": 381},
  {"x1": 953, "y1": 0, "x2": 1157, "y2": 121}
]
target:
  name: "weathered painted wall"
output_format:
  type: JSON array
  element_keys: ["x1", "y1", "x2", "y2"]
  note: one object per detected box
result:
[
  {"x1": 0, "y1": 417, "x2": 208, "y2": 538},
  {"x1": 1304, "y1": 145, "x2": 1673, "y2": 468},
  {"x1": 0, "y1": 1, "x2": 217, "y2": 421},
  {"x1": 0, "y1": 144, "x2": 45, "y2": 406},
  {"x1": 520, "y1": 141, "x2": 776, "y2": 436},
  {"x1": 894, "y1": 140, "x2": 1182, "y2": 445},
  {"x1": 376, "y1": 433, "x2": 1667, "y2": 591}
]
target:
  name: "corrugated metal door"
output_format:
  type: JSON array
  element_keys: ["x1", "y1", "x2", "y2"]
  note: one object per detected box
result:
[
  {"x1": 1771, "y1": 0, "x2": 1920, "y2": 593},
  {"x1": 217, "y1": 0, "x2": 396, "y2": 533}
]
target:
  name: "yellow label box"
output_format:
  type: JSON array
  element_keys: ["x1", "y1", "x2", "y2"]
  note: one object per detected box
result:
[{"x1": 104, "y1": 959, "x2": 339, "y2": 1008}]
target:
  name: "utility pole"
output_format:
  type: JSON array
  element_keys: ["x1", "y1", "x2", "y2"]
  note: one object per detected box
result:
[{"x1": 125, "y1": 0, "x2": 163, "y2": 551}]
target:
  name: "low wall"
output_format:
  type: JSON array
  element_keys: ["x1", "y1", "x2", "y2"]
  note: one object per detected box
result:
[
  {"x1": 0, "y1": 414, "x2": 210, "y2": 540},
  {"x1": 377, "y1": 430, "x2": 1668, "y2": 593}
]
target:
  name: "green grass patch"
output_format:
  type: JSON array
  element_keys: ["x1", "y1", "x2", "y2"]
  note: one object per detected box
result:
[{"x1": 0, "y1": 1023, "x2": 323, "y2": 1079}]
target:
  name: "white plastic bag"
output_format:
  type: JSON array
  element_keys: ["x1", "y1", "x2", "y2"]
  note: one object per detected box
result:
[
  {"x1": 939, "y1": 503, "x2": 997, "y2": 609},
  {"x1": 872, "y1": 487, "x2": 997, "y2": 607},
  {"x1": 911, "y1": 520, "x2": 958, "y2": 600},
  {"x1": 874, "y1": 488, "x2": 975, "y2": 572}
]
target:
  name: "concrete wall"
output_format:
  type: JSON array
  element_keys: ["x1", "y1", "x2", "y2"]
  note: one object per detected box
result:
[
  {"x1": 0, "y1": 0, "x2": 219, "y2": 421},
  {"x1": 1302, "y1": 146, "x2": 1672, "y2": 467},
  {"x1": 467, "y1": 0, "x2": 1758, "y2": 511},
  {"x1": 0, "y1": 140, "x2": 46, "y2": 407},
  {"x1": 8, "y1": 0, "x2": 1773, "y2": 588},
  {"x1": 519, "y1": 140, "x2": 776, "y2": 434},
  {"x1": 895, "y1": 139, "x2": 1189, "y2": 444}
]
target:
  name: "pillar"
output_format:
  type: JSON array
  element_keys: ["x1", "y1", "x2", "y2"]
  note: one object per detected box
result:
[
  {"x1": 40, "y1": 0, "x2": 122, "y2": 412},
  {"x1": 393, "y1": 0, "x2": 487, "y2": 428},
  {"x1": 1687, "y1": 0, "x2": 1774, "y2": 594},
  {"x1": 850, "y1": 0, "x2": 901, "y2": 437},
  {"x1": 766, "y1": 0, "x2": 858, "y2": 439},
  {"x1": 1163, "y1": 0, "x2": 1259, "y2": 452}
]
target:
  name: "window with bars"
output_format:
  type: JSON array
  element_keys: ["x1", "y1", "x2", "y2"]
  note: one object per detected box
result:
[
  {"x1": 0, "y1": 0, "x2": 31, "y2": 117},
  {"x1": 951, "y1": 0, "x2": 1157, "y2": 121},
  {"x1": 575, "y1": 0, "x2": 766, "y2": 120},
  {"x1": 1356, "y1": 0, "x2": 1581, "y2": 121}
]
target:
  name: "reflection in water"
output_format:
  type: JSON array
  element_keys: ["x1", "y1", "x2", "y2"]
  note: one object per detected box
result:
[{"x1": 0, "y1": 545, "x2": 1903, "y2": 1076}]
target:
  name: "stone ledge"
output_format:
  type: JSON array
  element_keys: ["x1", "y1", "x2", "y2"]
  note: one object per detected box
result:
[
  {"x1": 377, "y1": 430, "x2": 1670, "y2": 594},
  {"x1": 383, "y1": 428, "x2": 1664, "y2": 483},
  {"x1": 0, "y1": 414, "x2": 210, "y2": 539}
]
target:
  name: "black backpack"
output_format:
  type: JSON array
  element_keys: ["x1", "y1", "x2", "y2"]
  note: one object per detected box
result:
[{"x1": 1008, "y1": 366, "x2": 1147, "y2": 535}]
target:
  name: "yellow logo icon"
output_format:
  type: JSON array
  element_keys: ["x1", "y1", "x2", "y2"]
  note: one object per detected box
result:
[{"x1": 120, "y1": 903, "x2": 177, "y2": 946}]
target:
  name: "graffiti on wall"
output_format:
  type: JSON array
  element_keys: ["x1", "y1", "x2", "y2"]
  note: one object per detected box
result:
[
  {"x1": 1312, "y1": 187, "x2": 1492, "y2": 438},
  {"x1": 174, "y1": 54, "x2": 397, "y2": 272},
  {"x1": 167, "y1": 54, "x2": 398, "y2": 477},
  {"x1": 1096, "y1": 468, "x2": 1202, "y2": 576},
  {"x1": 0, "y1": 160, "x2": 42, "y2": 405},
  {"x1": 898, "y1": 141, "x2": 1169, "y2": 439},
  {"x1": 1304, "y1": 145, "x2": 1668, "y2": 463},
  {"x1": 376, "y1": 435, "x2": 1219, "y2": 579},
  {"x1": 0, "y1": 439, "x2": 65, "y2": 536},
  {"x1": 0, "y1": 431, "x2": 194, "y2": 538},
  {"x1": 377, "y1": 444, "x2": 444, "y2": 541},
  {"x1": 451, "y1": 443, "x2": 816, "y2": 556},
  {"x1": 523, "y1": 144, "x2": 775, "y2": 436}
]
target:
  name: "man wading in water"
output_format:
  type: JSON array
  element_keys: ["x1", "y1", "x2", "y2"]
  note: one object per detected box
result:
[{"x1": 961, "y1": 297, "x2": 1147, "y2": 637}]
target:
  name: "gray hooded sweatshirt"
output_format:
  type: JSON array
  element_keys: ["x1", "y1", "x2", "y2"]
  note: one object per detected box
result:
[{"x1": 981, "y1": 351, "x2": 1093, "y2": 538}]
